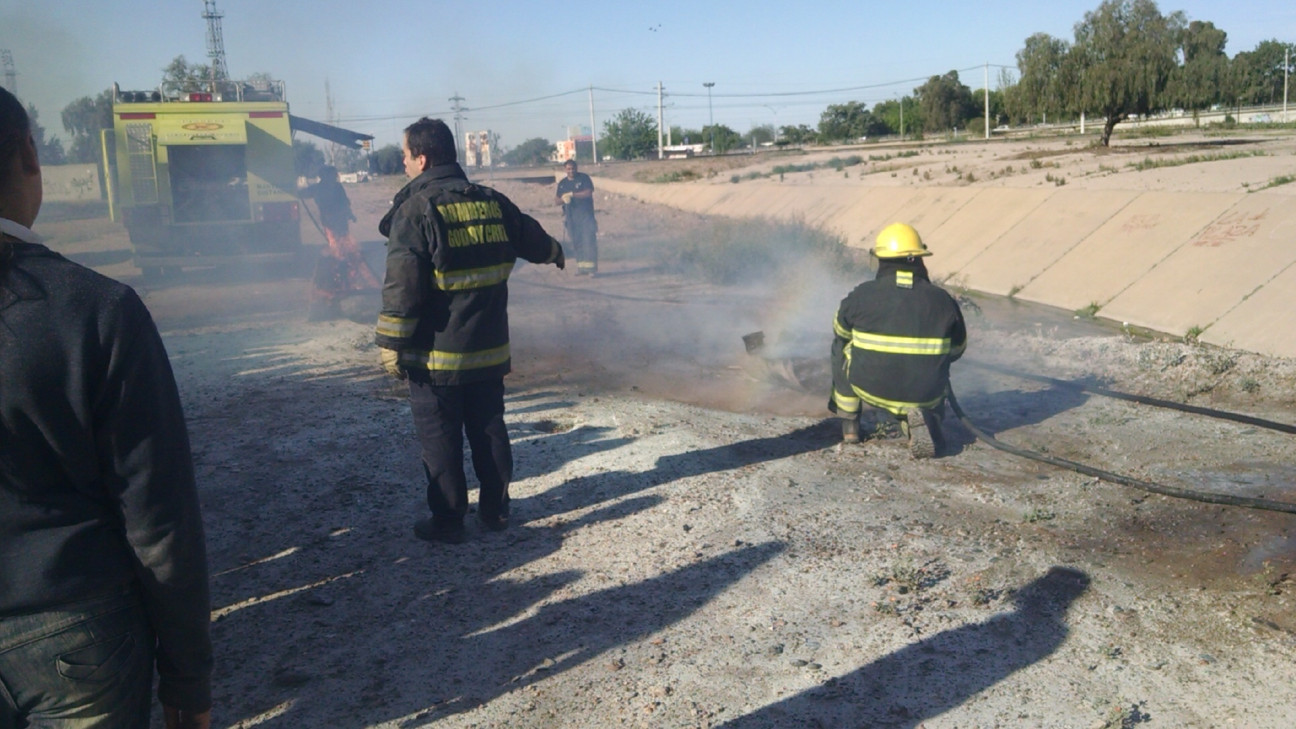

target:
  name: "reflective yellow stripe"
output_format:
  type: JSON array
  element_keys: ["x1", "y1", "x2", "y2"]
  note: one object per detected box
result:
[
  {"x1": 833, "y1": 315, "x2": 850, "y2": 339},
  {"x1": 896, "y1": 270, "x2": 914, "y2": 289},
  {"x1": 852, "y1": 386, "x2": 945, "y2": 416},
  {"x1": 376, "y1": 314, "x2": 418, "y2": 339},
  {"x1": 433, "y1": 262, "x2": 514, "y2": 291},
  {"x1": 402, "y1": 343, "x2": 511, "y2": 372},
  {"x1": 852, "y1": 331, "x2": 950, "y2": 355},
  {"x1": 833, "y1": 390, "x2": 861, "y2": 414}
]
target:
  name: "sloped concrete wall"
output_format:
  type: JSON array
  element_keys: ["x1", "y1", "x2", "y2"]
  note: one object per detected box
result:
[{"x1": 595, "y1": 177, "x2": 1296, "y2": 359}]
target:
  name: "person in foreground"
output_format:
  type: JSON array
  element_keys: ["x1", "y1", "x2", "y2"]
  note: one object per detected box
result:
[
  {"x1": 0, "y1": 87, "x2": 213, "y2": 727},
  {"x1": 376, "y1": 117, "x2": 565, "y2": 545},
  {"x1": 830, "y1": 222, "x2": 967, "y2": 459}
]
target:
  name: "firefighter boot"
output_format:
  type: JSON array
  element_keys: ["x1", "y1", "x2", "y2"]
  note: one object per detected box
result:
[
  {"x1": 840, "y1": 415, "x2": 860, "y2": 444},
  {"x1": 905, "y1": 408, "x2": 940, "y2": 460}
]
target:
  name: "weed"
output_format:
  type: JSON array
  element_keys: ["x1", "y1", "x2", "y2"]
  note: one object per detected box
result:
[
  {"x1": 1030, "y1": 158, "x2": 1043, "y2": 169},
  {"x1": 1184, "y1": 325, "x2": 1204, "y2": 344},
  {"x1": 1239, "y1": 377, "x2": 1260, "y2": 394},
  {"x1": 1023, "y1": 508, "x2": 1057, "y2": 523},
  {"x1": 1054, "y1": 175, "x2": 1067, "y2": 186},
  {"x1": 1130, "y1": 149, "x2": 1265, "y2": 172},
  {"x1": 1252, "y1": 174, "x2": 1296, "y2": 192},
  {"x1": 969, "y1": 586, "x2": 1000, "y2": 606},
  {"x1": 1007, "y1": 285, "x2": 1023, "y2": 299},
  {"x1": 1075, "y1": 302, "x2": 1101, "y2": 319},
  {"x1": 965, "y1": 171, "x2": 976, "y2": 183},
  {"x1": 1201, "y1": 351, "x2": 1237, "y2": 375}
]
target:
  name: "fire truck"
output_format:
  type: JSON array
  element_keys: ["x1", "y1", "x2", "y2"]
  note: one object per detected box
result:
[{"x1": 101, "y1": 80, "x2": 371, "y2": 278}]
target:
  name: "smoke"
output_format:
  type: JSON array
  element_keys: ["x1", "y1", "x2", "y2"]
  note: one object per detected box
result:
[{"x1": 509, "y1": 207, "x2": 870, "y2": 415}]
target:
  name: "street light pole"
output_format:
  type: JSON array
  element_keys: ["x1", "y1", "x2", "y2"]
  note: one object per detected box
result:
[{"x1": 703, "y1": 82, "x2": 715, "y2": 154}]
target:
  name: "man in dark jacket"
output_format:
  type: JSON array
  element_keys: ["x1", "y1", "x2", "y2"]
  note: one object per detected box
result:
[
  {"x1": 302, "y1": 165, "x2": 380, "y2": 320},
  {"x1": 376, "y1": 117, "x2": 565, "y2": 544},
  {"x1": 554, "y1": 159, "x2": 597, "y2": 275},
  {"x1": 831, "y1": 222, "x2": 967, "y2": 459},
  {"x1": 0, "y1": 87, "x2": 212, "y2": 727}
]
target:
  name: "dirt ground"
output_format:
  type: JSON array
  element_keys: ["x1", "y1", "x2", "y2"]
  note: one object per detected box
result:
[{"x1": 37, "y1": 131, "x2": 1296, "y2": 728}]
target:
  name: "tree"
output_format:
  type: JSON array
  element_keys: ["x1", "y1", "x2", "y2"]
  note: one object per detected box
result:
[
  {"x1": 749, "y1": 124, "x2": 776, "y2": 146},
  {"x1": 161, "y1": 55, "x2": 216, "y2": 97},
  {"x1": 26, "y1": 104, "x2": 65, "y2": 165},
  {"x1": 1231, "y1": 39, "x2": 1296, "y2": 106},
  {"x1": 704, "y1": 124, "x2": 742, "y2": 154},
  {"x1": 600, "y1": 108, "x2": 657, "y2": 160},
  {"x1": 777, "y1": 124, "x2": 815, "y2": 145},
  {"x1": 60, "y1": 89, "x2": 113, "y2": 164},
  {"x1": 1010, "y1": 32, "x2": 1071, "y2": 125},
  {"x1": 1068, "y1": 0, "x2": 1185, "y2": 146},
  {"x1": 367, "y1": 144, "x2": 404, "y2": 175},
  {"x1": 1171, "y1": 20, "x2": 1229, "y2": 114},
  {"x1": 817, "y1": 101, "x2": 884, "y2": 142},
  {"x1": 501, "y1": 137, "x2": 553, "y2": 167},
  {"x1": 293, "y1": 139, "x2": 325, "y2": 177},
  {"x1": 915, "y1": 71, "x2": 977, "y2": 133}
]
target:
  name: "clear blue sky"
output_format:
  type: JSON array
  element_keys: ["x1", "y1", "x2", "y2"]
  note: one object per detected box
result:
[{"x1": 2, "y1": 0, "x2": 1291, "y2": 152}]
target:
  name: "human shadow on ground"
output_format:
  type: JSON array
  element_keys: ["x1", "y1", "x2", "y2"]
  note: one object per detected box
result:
[
  {"x1": 718, "y1": 566, "x2": 1090, "y2": 729},
  {"x1": 514, "y1": 419, "x2": 838, "y2": 520},
  {"x1": 936, "y1": 375, "x2": 1097, "y2": 457}
]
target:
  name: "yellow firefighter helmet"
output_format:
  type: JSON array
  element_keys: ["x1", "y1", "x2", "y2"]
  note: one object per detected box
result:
[{"x1": 873, "y1": 223, "x2": 931, "y2": 259}]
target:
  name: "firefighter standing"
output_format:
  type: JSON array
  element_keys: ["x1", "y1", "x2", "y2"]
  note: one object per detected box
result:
[
  {"x1": 376, "y1": 118, "x2": 565, "y2": 545},
  {"x1": 555, "y1": 159, "x2": 598, "y2": 275},
  {"x1": 830, "y1": 223, "x2": 967, "y2": 458},
  {"x1": 303, "y1": 165, "x2": 380, "y2": 320}
]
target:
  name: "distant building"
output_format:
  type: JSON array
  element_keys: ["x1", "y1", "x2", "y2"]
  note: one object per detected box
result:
[{"x1": 465, "y1": 130, "x2": 494, "y2": 168}]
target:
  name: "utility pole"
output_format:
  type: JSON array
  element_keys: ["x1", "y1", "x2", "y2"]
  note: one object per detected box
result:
[
  {"x1": 657, "y1": 81, "x2": 664, "y2": 160},
  {"x1": 588, "y1": 85, "x2": 598, "y2": 165},
  {"x1": 202, "y1": 0, "x2": 229, "y2": 89},
  {"x1": 984, "y1": 63, "x2": 990, "y2": 140},
  {"x1": 1285, "y1": 47, "x2": 1290, "y2": 123},
  {"x1": 703, "y1": 82, "x2": 715, "y2": 154},
  {"x1": 899, "y1": 95, "x2": 904, "y2": 139},
  {"x1": 449, "y1": 93, "x2": 466, "y2": 165}
]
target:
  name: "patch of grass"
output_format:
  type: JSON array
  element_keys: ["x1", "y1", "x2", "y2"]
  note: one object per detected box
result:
[
  {"x1": 1251, "y1": 173, "x2": 1296, "y2": 192},
  {"x1": 1201, "y1": 350, "x2": 1237, "y2": 375},
  {"x1": 649, "y1": 169, "x2": 702, "y2": 183},
  {"x1": 1023, "y1": 508, "x2": 1057, "y2": 523},
  {"x1": 1007, "y1": 284, "x2": 1023, "y2": 299},
  {"x1": 1075, "y1": 302, "x2": 1101, "y2": 319},
  {"x1": 654, "y1": 215, "x2": 869, "y2": 285},
  {"x1": 1183, "y1": 325, "x2": 1205, "y2": 344},
  {"x1": 1239, "y1": 377, "x2": 1260, "y2": 394},
  {"x1": 1129, "y1": 149, "x2": 1266, "y2": 172}
]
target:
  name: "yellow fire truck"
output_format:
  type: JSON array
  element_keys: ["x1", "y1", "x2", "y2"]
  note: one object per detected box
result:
[{"x1": 102, "y1": 81, "x2": 370, "y2": 278}]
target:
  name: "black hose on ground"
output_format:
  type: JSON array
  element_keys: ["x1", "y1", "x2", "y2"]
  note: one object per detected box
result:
[
  {"x1": 965, "y1": 358, "x2": 1296, "y2": 435},
  {"x1": 945, "y1": 387, "x2": 1296, "y2": 516}
]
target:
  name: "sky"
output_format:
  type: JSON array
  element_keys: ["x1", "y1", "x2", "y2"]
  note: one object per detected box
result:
[{"x1": 1, "y1": 0, "x2": 1292, "y2": 153}]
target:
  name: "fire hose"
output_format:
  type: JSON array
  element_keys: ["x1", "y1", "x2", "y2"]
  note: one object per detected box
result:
[{"x1": 949, "y1": 359, "x2": 1296, "y2": 516}]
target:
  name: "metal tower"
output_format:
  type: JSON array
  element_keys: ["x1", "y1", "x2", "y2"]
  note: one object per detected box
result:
[
  {"x1": 1, "y1": 50, "x2": 15, "y2": 95},
  {"x1": 202, "y1": 1, "x2": 229, "y2": 82}
]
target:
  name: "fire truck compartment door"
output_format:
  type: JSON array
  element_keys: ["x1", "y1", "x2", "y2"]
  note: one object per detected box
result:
[{"x1": 157, "y1": 119, "x2": 248, "y2": 145}]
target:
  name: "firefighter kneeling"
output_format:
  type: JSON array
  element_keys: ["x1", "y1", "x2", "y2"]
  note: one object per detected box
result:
[{"x1": 830, "y1": 223, "x2": 967, "y2": 459}]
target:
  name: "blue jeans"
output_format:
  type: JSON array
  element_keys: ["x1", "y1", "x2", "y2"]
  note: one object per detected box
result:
[{"x1": 0, "y1": 590, "x2": 154, "y2": 729}]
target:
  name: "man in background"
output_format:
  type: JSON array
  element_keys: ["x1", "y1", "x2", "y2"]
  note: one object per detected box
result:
[
  {"x1": 377, "y1": 117, "x2": 565, "y2": 544},
  {"x1": 302, "y1": 164, "x2": 381, "y2": 320},
  {"x1": 555, "y1": 158, "x2": 598, "y2": 275},
  {"x1": 0, "y1": 87, "x2": 213, "y2": 727}
]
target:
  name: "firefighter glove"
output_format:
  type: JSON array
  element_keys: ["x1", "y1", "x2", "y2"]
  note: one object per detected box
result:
[
  {"x1": 561, "y1": 192, "x2": 574, "y2": 205},
  {"x1": 554, "y1": 243, "x2": 566, "y2": 270},
  {"x1": 379, "y1": 348, "x2": 406, "y2": 380}
]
